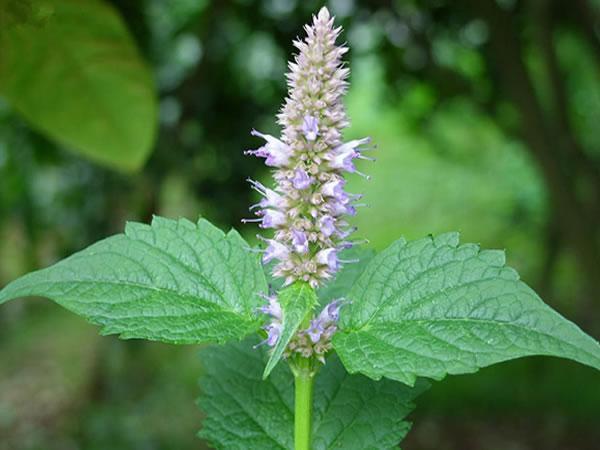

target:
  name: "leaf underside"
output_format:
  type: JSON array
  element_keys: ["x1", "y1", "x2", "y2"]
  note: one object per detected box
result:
[
  {"x1": 198, "y1": 339, "x2": 428, "y2": 450},
  {"x1": 0, "y1": 0, "x2": 157, "y2": 171},
  {"x1": 263, "y1": 282, "x2": 317, "y2": 379},
  {"x1": 334, "y1": 232, "x2": 600, "y2": 385},
  {"x1": 0, "y1": 216, "x2": 267, "y2": 344}
]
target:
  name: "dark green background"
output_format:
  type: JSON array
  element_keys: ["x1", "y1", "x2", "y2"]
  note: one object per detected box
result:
[{"x1": 1, "y1": 0, "x2": 599, "y2": 449}]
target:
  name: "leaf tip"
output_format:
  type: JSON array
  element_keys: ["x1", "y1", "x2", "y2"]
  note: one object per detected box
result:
[{"x1": 262, "y1": 360, "x2": 275, "y2": 380}]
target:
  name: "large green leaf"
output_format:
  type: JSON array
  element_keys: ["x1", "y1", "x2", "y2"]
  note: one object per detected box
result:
[
  {"x1": 0, "y1": 0, "x2": 157, "y2": 171},
  {"x1": 0, "y1": 217, "x2": 267, "y2": 344},
  {"x1": 334, "y1": 233, "x2": 600, "y2": 385},
  {"x1": 198, "y1": 339, "x2": 428, "y2": 450},
  {"x1": 263, "y1": 282, "x2": 317, "y2": 379}
]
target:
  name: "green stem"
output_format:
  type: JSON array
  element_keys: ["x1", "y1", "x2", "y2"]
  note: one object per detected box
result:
[{"x1": 294, "y1": 361, "x2": 314, "y2": 450}]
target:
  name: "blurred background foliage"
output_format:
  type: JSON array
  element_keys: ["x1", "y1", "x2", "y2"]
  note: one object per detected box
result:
[{"x1": 0, "y1": 0, "x2": 599, "y2": 449}]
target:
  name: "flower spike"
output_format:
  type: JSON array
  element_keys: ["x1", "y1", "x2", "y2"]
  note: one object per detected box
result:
[{"x1": 244, "y1": 6, "x2": 371, "y2": 288}]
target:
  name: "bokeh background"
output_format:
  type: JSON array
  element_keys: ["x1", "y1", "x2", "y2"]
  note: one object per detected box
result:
[{"x1": 1, "y1": 0, "x2": 599, "y2": 449}]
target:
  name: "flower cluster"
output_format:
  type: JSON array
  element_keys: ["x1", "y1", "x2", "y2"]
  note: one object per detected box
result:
[
  {"x1": 285, "y1": 299, "x2": 344, "y2": 363},
  {"x1": 244, "y1": 7, "x2": 372, "y2": 288},
  {"x1": 257, "y1": 294, "x2": 344, "y2": 364}
]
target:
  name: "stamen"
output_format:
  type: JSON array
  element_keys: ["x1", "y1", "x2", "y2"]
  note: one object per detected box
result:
[
  {"x1": 339, "y1": 238, "x2": 369, "y2": 248},
  {"x1": 253, "y1": 339, "x2": 268, "y2": 349},
  {"x1": 246, "y1": 178, "x2": 267, "y2": 196},
  {"x1": 357, "y1": 154, "x2": 376, "y2": 161},
  {"x1": 355, "y1": 170, "x2": 371, "y2": 180},
  {"x1": 338, "y1": 226, "x2": 358, "y2": 238},
  {"x1": 244, "y1": 246, "x2": 265, "y2": 253},
  {"x1": 338, "y1": 258, "x2": 360, "y2": 264},
  {"x1": 360, "y1": 144, "x2": 378, "y2": 152}
]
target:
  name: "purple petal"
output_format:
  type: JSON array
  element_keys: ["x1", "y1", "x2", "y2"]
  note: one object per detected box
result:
[
  {"x1": 263, "y1": 240, "x2": 290, "y2": 264},
  {"x1": 291, "y1": 229, "x2": 309, "y2": 253},
  {"x1": 319, "y1": 216, "x2": 336, "y2": 237},
  {"x1": 316, "y1": 248, "x2": 338, "y2": 271},
  {"x1": 260, "y1": 209, "x2": 286, "y2": 228},
  {"x1": 302, "y1": 115, "x2": 319, "y2": 141},
  {"x1": 292, "y1": 168, "x2": 312, "y2": 190}
]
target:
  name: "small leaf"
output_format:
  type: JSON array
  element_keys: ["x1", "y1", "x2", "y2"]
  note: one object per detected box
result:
[
  {"x1": 334, "y1": 233, "x2": 600, "y2": 385},
  {"x1": 198, "y1": 339, "x2": 428, "y2": 450},
  {"x1": 263, "y1": 282, "x2": 316, "y2": 379},
  {"x1": 0, "y1": 217, "x2": 267, "y2": 344},
  {"x1": 0, "y1": 0, "x2": 157, "y2": 171}
]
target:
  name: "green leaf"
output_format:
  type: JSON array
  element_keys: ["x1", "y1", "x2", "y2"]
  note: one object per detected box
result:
[
  {"x1": 263, "y1": 282, "x2": 316, "y2": 379},
  {"x1": 198, "y1": 340, "x2": 295, "y2": 450},
  {"x1": 198, "y1": 339, "x2": 428, "y2": 450},
  {"x1": 0, "y1": 0, "x2": 157, "y2": 171},
  {"x1": 0, "y1": 216, "x2": 267, "y2": 344},
  {"x1": 311, "y1": 358, "x2": 428, "y2": 450},
  {"x1": 334, "y1": 233, "x2": 600, "y2": 385}
]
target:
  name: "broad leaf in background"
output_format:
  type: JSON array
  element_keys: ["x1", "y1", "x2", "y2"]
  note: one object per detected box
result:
[
  {"x1": 0, "y1": 217, "x2": 267, "y2": 344},
  {"x1": 198, "y1": 340, "x2": 428, "y2": 450},
  {"x1": 334, "y1": 233, "x2": 600, "y2": 385},
  {"x1": 263, "y1": 282, "x2": 316, "y2": 379},
  {"x1": 0, "y1": 0, "x2": 157, "y2": 171},
  {"x1": 311, "y1": 355, "x2": 428, "y2": 450}
]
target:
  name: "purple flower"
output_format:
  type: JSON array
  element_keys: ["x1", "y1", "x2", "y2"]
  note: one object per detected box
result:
[
  {"x1": 245, "y1": 8, "x2": 375, "y2": 361},
  {"x1": 307, "y1": 320, "x2": 324, "y2": 343},
  {"x1": 248, "y1": 179, "x2": 287, "y2": 210},
  {"x1": 244, "y1": 7, "x2": 372, "y2": 288},
  {"x1": 302, "y1": 115, "x2": 319, "y2": 141},
  {"x1": 292, "y1": 168, "x2": 312, "y2": 190},
  {"x1": 320, "y1": 298, "x2": 344, "y2": 322},
  {"x1": 316, "y1": 248, "x2": 338, "y2": 271},
  {"x1": 291, "y1": 229, "x2": 309, "y2": 253},
  {"x1": 255, "y1": 294, "x2": 285, "y2": 349},
  {"x1": 247, "y1": 129, "x2": 293, "y2": 167},
  {"x1": 321, "y1": 178, "x2": 345, "y2": 198},
  {"x1": 305, "y1": 298, "x2": 345, "y2": 345},
  {"x1": 260, "y1": 209, "x2": 286, "y2": 228},
  {"x1": 328, "y1": 199, "x2": 356, "y2": 217},
  {"x1": 265, "y1": 322, "x2": 282, "y2": 346},
  {"x1": 259, "y1": 295, "x2": 282, "y2": 320},
  {"x1": 328, "y1": 137, "x2": 371, "y2": 172},
  {"x1": 262, "y1": 240, "x2": 290, "y2": 264},
  {"x1": 319, "y1": 215, "x2": 336, "y2": 237}
]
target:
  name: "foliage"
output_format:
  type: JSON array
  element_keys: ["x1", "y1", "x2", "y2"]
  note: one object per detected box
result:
[
  {"x1": 1, "y1": 216, "x2": 599, "y2": 448},
  {"x1": 334, "y1": 233, "x2": 600, "y2": 384},
  {"x1": 0, "y1": 217, "x2": 266, "y2": 344},
  {"x1": 198, "y1": 339, "x2": 428, "y2": 450},
  {"x1": 0, "y1": 0, "x2": 157, "y2": 171}
]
